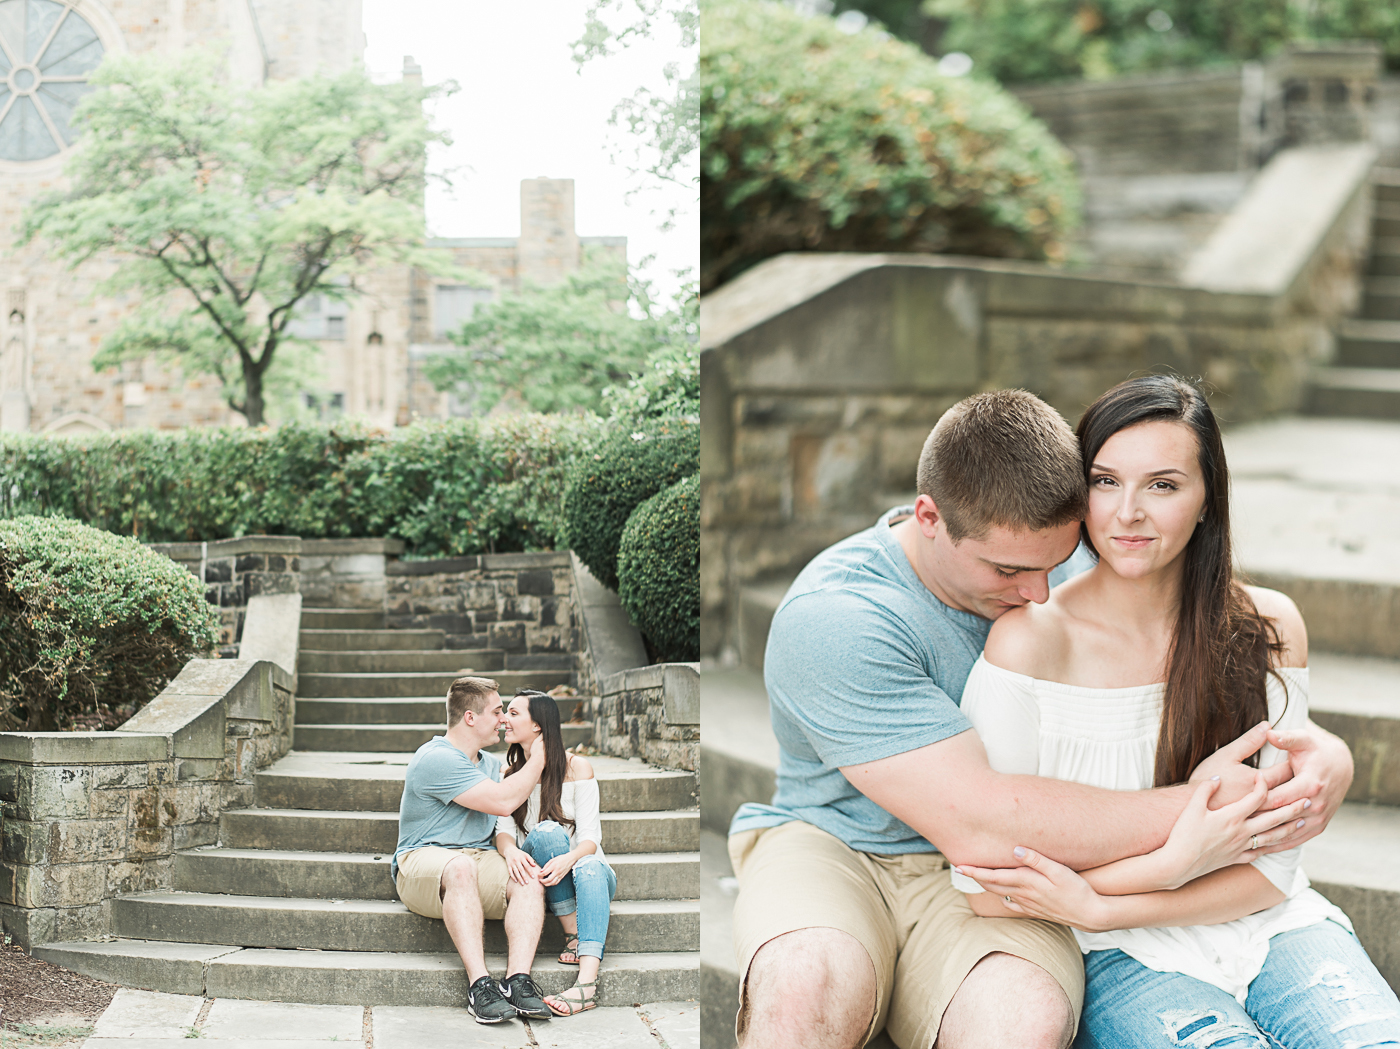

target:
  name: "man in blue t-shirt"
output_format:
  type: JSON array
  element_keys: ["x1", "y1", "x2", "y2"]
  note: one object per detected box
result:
[
  {"x1": 394, "y1": 675, "x2": 550, "y2": 1025},
  {"x1": 727, "y1": 390, "x2": 1356, "y2": 1049}
]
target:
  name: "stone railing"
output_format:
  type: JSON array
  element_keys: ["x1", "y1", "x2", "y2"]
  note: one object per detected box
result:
[
  {"x1": 0, "y1": 593, "x2": 300, "y2": 949},
  {"x1": 590, "y1": 664, "x2": 700, "y2": 773},
  {"x1": 147, "y1": 537, "x2": 302, "y2": 658}
]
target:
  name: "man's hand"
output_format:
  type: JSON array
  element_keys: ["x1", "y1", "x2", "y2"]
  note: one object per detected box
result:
[
  {"x1": 1255, "y1": 724, "x2": 1353, "y2": 853},
  {"x1": 1189, "y1": 723, "x2": 1292, "y2": 808}
]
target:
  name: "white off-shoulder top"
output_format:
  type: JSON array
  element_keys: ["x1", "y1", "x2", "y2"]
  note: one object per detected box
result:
[
  {"x1": 496, "y1": 776, "x2": 607, "y2": 863},
  {"x1": 951, "y1": 657, "x2": 1350, "y2": 1004}
]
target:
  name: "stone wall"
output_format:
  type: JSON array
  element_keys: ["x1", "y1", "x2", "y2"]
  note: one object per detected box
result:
[
  {"x1": 0, "y1": 655, "x2": 294, "y2": 950},
  {"x1": 386, "y1": 552, "x2": 580, "y2": 676},
  {"x1": 148, "y1": 537, "x2": 301, "y2": 658},
  {"x1": 590, "y1": 664, "x2": 700, "y2": 773}
]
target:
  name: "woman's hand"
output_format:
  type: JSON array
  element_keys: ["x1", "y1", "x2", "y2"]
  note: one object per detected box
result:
[
  {"x1": 539, "y1": 852, "x2": 578, "y2": 887},
  {"x1": 1156, "y1": 773, "x2": 1309, "y2": 888},
  {"x1": 954, "y1": 849, "x2": 1113, "y2": 933},
  {"x1": 503, "y1": 846, "x2": 541, "y2": 886}
]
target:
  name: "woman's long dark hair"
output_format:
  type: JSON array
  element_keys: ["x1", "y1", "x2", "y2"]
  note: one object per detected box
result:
[
  {"x1": 1076, "y1": 376, "x2": 1284, "y2": 787},
  {"x1": 502, "y1": 690, "x2": 575, "y2": 835}
]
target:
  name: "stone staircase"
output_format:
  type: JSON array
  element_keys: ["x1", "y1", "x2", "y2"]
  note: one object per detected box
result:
[
  {"x1": 35, "y1": 604, "x2": 701, "y2": 1006},
  {"x1": 1308, "y1": 168, "x2": 1400, "y2": 419}
]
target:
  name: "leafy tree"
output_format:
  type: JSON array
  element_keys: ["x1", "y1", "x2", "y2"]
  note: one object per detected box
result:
[
  {"x1": 573, "y1": 0, "x2": 699, "y2": 228},
  {"x1": 424, "y1": 251, "x2": 694, "y2": 416},
  {"x1": 22, "y1": 55, "x2": 453, "y2": 426}
]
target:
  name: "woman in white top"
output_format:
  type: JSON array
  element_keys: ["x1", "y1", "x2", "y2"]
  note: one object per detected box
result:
[
  {"x1": 495, "y1": 689, "x2": 616, "y2": 1016},
  {"x1": 951, "y1": 376, "x2": 1400, "y2": 1047}
]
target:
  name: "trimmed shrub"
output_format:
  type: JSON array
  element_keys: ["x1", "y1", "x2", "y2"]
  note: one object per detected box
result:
[
  {"x1": 929, "y1": 0, "x2": 1400, "y2": 85},
  {"x1": 618, "y1": 474, "x2": 700, "y2": 663},
  {"x1": 0, "y1": 413, "x2": 607, "y2": 557},
  {"x1": 562, "y1": 420, "x2": 699, "y2": 591},
  {"x1": 0, "y1": 516, "x2": 219, "y2": 731},
  {"x1": 700, "y1": 0, "x2": 1080, "y2": 291}
]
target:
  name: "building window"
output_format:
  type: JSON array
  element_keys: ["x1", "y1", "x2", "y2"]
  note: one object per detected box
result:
[
  {"x1": 0, "y1": 0, "x2": 106, "y2": 162},
  {"x1": 433, "y1": 285, "x2": 493, "y2": 341},
  {"x1": 286, "y1": 294, "x2": 347, "y2": 341}
]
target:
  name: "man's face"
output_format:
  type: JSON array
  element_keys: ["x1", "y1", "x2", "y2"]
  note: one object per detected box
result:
[
  {"x1": 913, "y1": 495, "x2": 1081, "y2": 620},
  {"x1": 463, "y1": 692, "x2": 505, "y2": 746}
]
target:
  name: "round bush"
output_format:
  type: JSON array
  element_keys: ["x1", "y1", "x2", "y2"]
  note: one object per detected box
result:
[
  {"x1": 700, "y1": 0, "x2": 1081, "y2": 291},
  {"x1": 617, "y1": 474, "x2": 700, "y2": 663},
  {"x1": 0, "y1": 516, "x2": 219, "y2": 731},
  {"x1": 562, "y1": 420, "x2": 699, "y2": 592}
]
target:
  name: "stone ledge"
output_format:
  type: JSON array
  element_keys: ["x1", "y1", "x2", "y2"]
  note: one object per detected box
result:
[
  {"x1": 481, "y1": 551, "x2": 572, "y2": 569},
  {"x1": 299, "y1": 538, "x2": 405, "y2": 557},
  {"x1": 148, "y1": 536, "x2": 303, "y2": 560},
  {"x1": 120, "y1": 661, "x2": 274, "y2": 759},
  {"x1": 0, "y1": 732, "x2": 170, "y2": 765},
  {"x1": 387, "y1": 557, "x2": 482, "y2": 575}
]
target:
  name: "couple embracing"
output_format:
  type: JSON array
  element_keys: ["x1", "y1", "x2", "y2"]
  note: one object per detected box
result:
[{"x1": 729, "y1": 377, "x2": 1400, "y2": 1048}]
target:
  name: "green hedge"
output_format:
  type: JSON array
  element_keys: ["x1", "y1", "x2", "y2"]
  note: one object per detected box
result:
[
  {"x1": 562, "y1": 420, "x2": 699, "y2": 592},
  {"x1": 930, "y1": 0, "x2": 1400, "y2": 84},
  {"x1": 0, "y1": 516, "x2": 219, "y2": 731},
  {"x1": 700, "y1": 0, "x2": 1080, "y2": 291},
  {"x1": 0, "y1": 414, "x2": 607, "y2": 557},
  {"x1": 618, "y1": 474, "x2": 700, "y2": 663}
]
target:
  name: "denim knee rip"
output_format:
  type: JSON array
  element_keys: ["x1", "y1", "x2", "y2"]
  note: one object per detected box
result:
[
  {"x1": 1156, "y1": 1011, "x2": 1271, "y2": 1049},
  {"x1": 1308, "y1": 960, "x2": 1400, "y2": 1046}
]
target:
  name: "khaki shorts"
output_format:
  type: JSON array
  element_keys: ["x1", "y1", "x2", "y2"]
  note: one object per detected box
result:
[
  {"x1": 729, "y1": 820, "x2": 1084, "y2": 1049},
  {"x1": 395, "y1": 845, "x2": 508, "y2": 920}
]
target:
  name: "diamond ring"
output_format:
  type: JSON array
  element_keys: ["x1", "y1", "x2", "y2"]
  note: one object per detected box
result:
[{"x1": 1250, "y1": 834, "x2": 1259, "y2": 850}]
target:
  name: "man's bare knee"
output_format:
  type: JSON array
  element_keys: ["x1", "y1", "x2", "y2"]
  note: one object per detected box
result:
[
  {"x1": 505, "y1": 874, "x2": 543, "y2": 901},
  {"x1": 439, "y1": 856, "x2": 478, "y2": 900},
  {"x1": 937, "y1": 953, "x2": 1073, "y2": 1049},
  {"x1": 740, "y1": 928, "x2": 877, "y2": 1048}
]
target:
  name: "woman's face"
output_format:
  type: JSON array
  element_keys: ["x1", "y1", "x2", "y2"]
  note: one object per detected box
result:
[
  {"x1": 1086, "y1": 419, "x2": 1207, "y2": 581},
  {"x1": 503, "y1": 697, "x2": 540, "y2": 746}
]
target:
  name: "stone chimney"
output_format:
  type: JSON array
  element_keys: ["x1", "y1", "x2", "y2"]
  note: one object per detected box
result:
[{"x1": 518, "y1": 178, "x2": 582, "y2": 287}]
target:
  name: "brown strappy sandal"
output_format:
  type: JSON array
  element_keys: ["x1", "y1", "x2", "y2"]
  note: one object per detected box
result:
[
  {"x1": 545, "y1": 981, "x2": 598, "y2": 1016},
  {"x1": 558, "y1": 936, "x2": 580, "y2": 965}
]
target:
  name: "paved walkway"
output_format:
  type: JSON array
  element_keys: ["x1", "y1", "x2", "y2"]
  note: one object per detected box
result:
[{"x1": 82, "y1": 989, "x2": 699, "y2": 1049}]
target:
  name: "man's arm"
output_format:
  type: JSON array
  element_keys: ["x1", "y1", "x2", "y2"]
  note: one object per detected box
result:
[
  {"x1": 1253, "y1": 721, "x2": 1353, "y2": 853},
  {"x1": 454, "y1": 747, "x2": 545, "y2": 816},
  {"x1": 841, "y1": 726, "x2": 1299, "y2": 872}
]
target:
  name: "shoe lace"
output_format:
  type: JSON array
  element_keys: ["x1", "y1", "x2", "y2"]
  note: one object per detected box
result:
[
  {"x1": 511, "y1": 973, "x2": 544, "y2": 999},
  {"x1": 472, "y1": 977, "x2": 506, "y2": 1004}
]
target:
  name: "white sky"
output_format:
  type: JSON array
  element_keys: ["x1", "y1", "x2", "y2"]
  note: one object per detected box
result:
[{"x1": 361, "y1": 1, "x2": 698, "y2": 305}]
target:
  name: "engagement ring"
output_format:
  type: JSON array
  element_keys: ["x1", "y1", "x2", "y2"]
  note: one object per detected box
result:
[
  {"x1": 1003, "y1": 895, "x2": 1012, "y2": 904},
  {"x1": 1250, "y1": 835, "x2": 1259, "y2": 850}
]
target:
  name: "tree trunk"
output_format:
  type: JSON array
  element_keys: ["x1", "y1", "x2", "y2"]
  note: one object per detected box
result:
[{"x1": 243, "y1": 360, "x2": 266, "y2": 427}]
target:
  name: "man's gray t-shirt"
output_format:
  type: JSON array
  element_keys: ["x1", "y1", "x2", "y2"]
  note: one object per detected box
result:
[
  {"x1": 393, "y1": 737, "x2": 503, "y2": 879},
  {"x1": 729, "y1": 505, "x2": 1095, "y2": 855}
]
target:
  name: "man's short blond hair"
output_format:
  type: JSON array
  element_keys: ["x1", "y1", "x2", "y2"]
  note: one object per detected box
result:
[
  {"x1": 916, "y1": 389, "x2": 1086, "y2": 541},
  {"x1": 446, "y1": 676, "x2": 500, "y2": 728}
]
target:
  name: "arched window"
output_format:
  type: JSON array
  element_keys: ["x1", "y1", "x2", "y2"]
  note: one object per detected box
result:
[{"x1": 0, "y1": 0, "x2": 105, "y2": 162}]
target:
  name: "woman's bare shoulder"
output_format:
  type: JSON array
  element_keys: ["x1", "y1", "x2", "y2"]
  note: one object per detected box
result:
[
  {"x1": 1242, "y1": 585, "x2": 1309, "y2": 668},
  {"x1": 983, "y1": 600, "x2": 1072, "y2": 678},
  {"x1": 564, "y1": 753, "x2": 596, "y2": 782}
]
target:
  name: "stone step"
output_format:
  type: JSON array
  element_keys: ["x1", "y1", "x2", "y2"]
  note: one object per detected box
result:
[
  {"x1": 174, "y1": 847, "x2": 701, "y2": 902},
  {"x1": 1305, "y1": 366, "x2": 1400, "y2": 419},
  {"x1": 737, "y1": 581, "x2": 793, "y2": 675},
  {"x1": 300, "y1": 610, "x2": 388, "y2": 631},
  {"x1": 291, "y1": 723, "x2": 593, "y2": 753},
  {"x1": 255, "y1": 752, "x2": 698, "y2": 814},
  {"x1": 298, "y1": 629, "x2": 446, "y2": 652},
  {"x1": 297, "y1": 670, "x2": 573, "y2": 699},
  {"x1": 1336, "y1": 319, "x2": 1400, "y2": 368},
  {"x1": 299, "y1": 650, "x2": 507, "y2": 674},
  {"x1": 700, "y1": 668, "x2": 777, "y2": 835},
  {"x1": 1309, "y1": 652, "x2": 1400, "y2": 806},
  {"x1": 1369, "y1": 238, "x2": 1400, "y2": 278},
  {"x1": 294, "y1": 695, "x2": 585, "y2": 726},
  {"x1": 222, "y1": 808, "x2": 700, "y2": 855},
  {"x1": 1375, "y1": 205, "x2": 1400, "y2": 239},
  {"x1": 1374, "y1": 171, "x2": 1400, "y2": 204},
  {"x1": 108, "y1": 892, "x2": 699, "y2": 956},
  {"x1": 1362, "y1": 277, "x2": 1400, "y2": 320},
  {"x1": 32, "y1": 940, "x2": 698, "y2": 1007}
]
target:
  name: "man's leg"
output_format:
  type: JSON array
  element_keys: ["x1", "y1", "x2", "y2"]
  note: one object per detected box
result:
[
  {"x1": 439, "y1": 855, "x2": 490, "y2": 983},
  {"x1": 936, "y1": 953, "x2": 1074, "y2": 1049},
  {"x1": 740, "y1": 928, "x2": 878, "y2": 1049},
  {"x1": 503, "y1": 866, "x2": 545, "y2": 977}
]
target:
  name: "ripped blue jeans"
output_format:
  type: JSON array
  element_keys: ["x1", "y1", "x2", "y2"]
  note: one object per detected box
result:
[
  {"x1": 519, "y1": 821, "x2": 617, "y2": 961},
  {"x1": 1075, "y1": 920, "x2": 1400, "y2": 1048}
]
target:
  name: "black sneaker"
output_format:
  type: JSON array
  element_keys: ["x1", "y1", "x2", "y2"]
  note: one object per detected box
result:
[
  {"x1": 501, "y1": 972, "x2": 552, "y2": 1019},
  {"x1": 467, "y1": 975, "x2": 517, "y2": 1024}
]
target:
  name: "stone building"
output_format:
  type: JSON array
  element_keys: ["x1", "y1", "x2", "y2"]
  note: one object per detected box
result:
[{"x1": 0, "y1": 1, "x2": 623, "y2": 435}]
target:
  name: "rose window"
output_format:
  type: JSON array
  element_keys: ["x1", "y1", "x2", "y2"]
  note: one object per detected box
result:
[{"x1": 0, "y1": 0, "x2": 105, "y2": 162}]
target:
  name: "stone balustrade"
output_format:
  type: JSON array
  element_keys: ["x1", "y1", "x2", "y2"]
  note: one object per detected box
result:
[{"x1": 590, "y1": 664, "x2": 700, "y2": 773}]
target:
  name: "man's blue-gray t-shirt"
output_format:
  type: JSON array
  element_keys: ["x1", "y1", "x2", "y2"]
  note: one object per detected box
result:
[
  {"x1": 728, "y1": 505, "x2": 1093, "y2": 855},
  {"x1": 393, "y1": 736, "x2": 503, "y2": 879}
]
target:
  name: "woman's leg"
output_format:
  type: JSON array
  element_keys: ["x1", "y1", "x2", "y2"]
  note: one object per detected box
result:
[
  {"x1": 547, "y1": 856, "x2": 618, "y2": 1015},
  {"x1": 1074, "y1": 949, "x2": 1271, "y2": 1049},
  {"x1": 519, "y1": 822, "x2": 578, "y2": 922},
  {"x1": 1245, "y1": 920, "x2": 1400, "y2": 1048}
]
